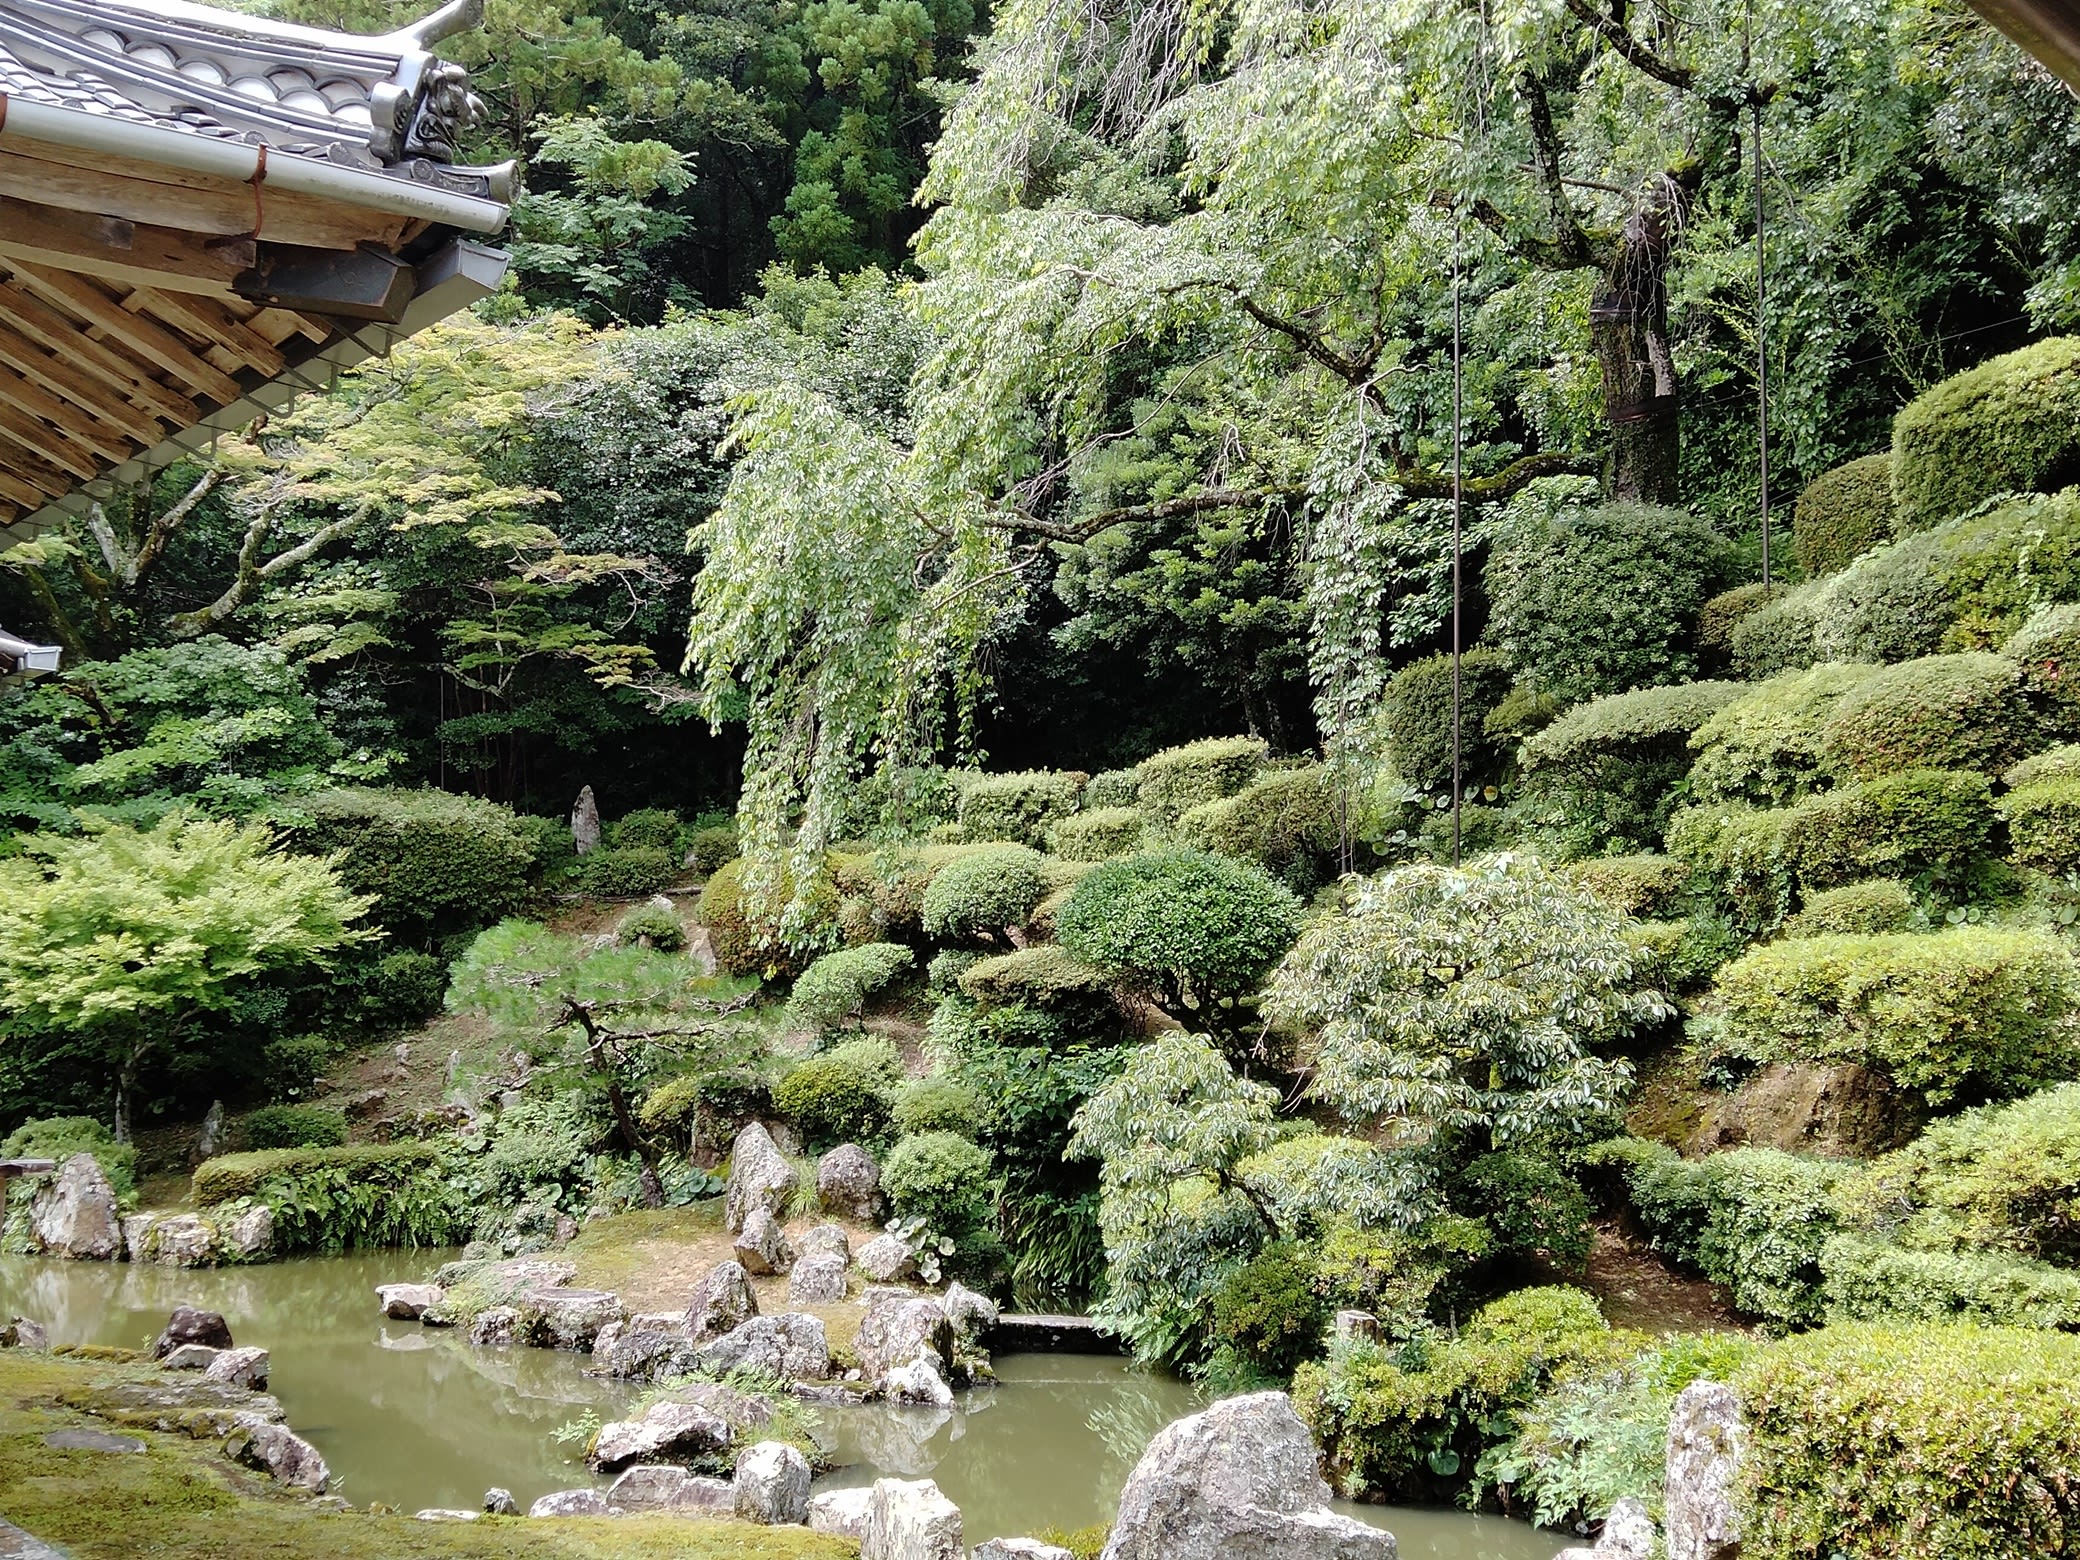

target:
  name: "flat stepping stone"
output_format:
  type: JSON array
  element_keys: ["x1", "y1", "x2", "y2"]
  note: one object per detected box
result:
[
  {"x1": 0, "y1": 1518, "x2": 68, "y2": 1559},
  {"x1": 43, "y1": 1429, "x2": 144, "y2": 1454}
]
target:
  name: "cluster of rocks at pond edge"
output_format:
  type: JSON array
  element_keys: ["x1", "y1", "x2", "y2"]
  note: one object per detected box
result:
[{"x1": 3, "y1": 1151, "x2": 278, "y2": 1266}]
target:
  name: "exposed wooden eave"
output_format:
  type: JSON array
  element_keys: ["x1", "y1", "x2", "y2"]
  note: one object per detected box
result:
[{"x1": 1965, "y1": 0, "x2": 2080, "y2": 92}]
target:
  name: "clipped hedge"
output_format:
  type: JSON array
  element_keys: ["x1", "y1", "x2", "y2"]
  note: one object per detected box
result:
[
  {"x1": 1520, "y1": 681, "x2": 1748, "y2": 855},
  {"x1": 240, "y1": 1105, "x2": 346, "y2": 1151},
  {"x1": 1135, "y1": 736, "x2": 1268, "y2": 824},
  {"x1": 920, "y1": 844, "x2": 1049, "y2": 942},
  {"x1": 1082, "y1": 769, "x2": 1140, "y2": 810},
  {"x1": 2005, "y1": 603, "x2": 2080, "y2": 739},
  {"x1": 1820, "y1": 652, "x2": 2034, "y2": 778},
  {"x1": 1810, "y1": 529, "x2": 1949, "y2": 664},
  {"x1": 773, "y1": 1037, "x2": 901, "y2": 1149},
  {"x1": 1175, "y1": 765, "x2": 1341, "y2": 889},
  {"x1": 1737, "y1": 1322, "x2": 2080, "y2": 1559},
  {"x1": 955, "y1": 770, "x2": 1088, "y2": 848},
  {"x1": 1697, "y1": 583, "x2": 1779, "y2": 674},
  {"x1": 1819, "y1": 1234, "x2": 2080, "y2": 1330},
  {"x1": 1783, "y1": 767, "x2": 1994, "y2": 889},
  {"x1": 1049, "y1": 806, "x2": 1145, "y2": 861},
  {"x1": 1712, "y1": 927, "x2": 2078, "y2": 1105},
  {"x1": 957, "y1": 943, "x2": 1114, "y2": 1014},
  {"x1": 1381, "y1": 649, "x2": 1515, "y2": 790},
  {"x1": 604, "y1": 808, "x2": 680, "y2": 852},
  {"x1": 695, "y1": 856, "x2": 837, "y2": 977},
  {"x1": 1781, "y1": 878, "x2": 1915, "y2": 937},
  {"x1": 1565, "y1": 854, "x2": 1691, "y2": 919},
  {"x1": 1793, "y1": 452, "x2": 1897, "y2": 574},
  {"x1": 289, "y1": 787, "x2": 532, "y2": 937},
  {"x1": 2000, "y1": 774, "x2": 2080, "y2": 876},
  {"x1": 1729, "y1": 582, "x2": 1824, "y2": 680},
  {"x1": 2006, "y1": 741, "x2": 2080, "y2": 788},
  {"x1": 783, "y1": 942, "x2": 915, "y2": 1036},
  {"x1": 1688, "y1": 663, "x2": 1877, "y2": 807},
  {"x1": 1892, "y1": 335, "x2": 2080, "y2": 533},
  {"x1": 192, "y1": 1143, "x2": 459, "y2": 1252},
  {"x1": 570, "y1": 844, "x2": 677, "y2": 898}
]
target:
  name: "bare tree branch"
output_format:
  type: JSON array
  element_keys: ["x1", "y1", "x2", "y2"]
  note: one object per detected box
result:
[{"x1": 1562, "y1": 0, "x2": 1694, "y2": 88}]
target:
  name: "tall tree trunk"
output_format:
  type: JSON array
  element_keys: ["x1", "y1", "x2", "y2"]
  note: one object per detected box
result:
[{"x1": 1589, "y1": 173, "x2": 1696, "y2": 505}]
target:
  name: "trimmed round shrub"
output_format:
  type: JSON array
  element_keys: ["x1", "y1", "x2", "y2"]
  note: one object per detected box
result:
[
  {"x1": 605, "y1": 808, "x2": 680, "y2": 852},
  {"x1": 616, "y1": 902, "x2": 686, "y2": 951},
  {"x1": 1713, "y1": 926, "x2": 2079, "y2": 1105},
  {"x1": 1380, "y1": 649, "x2": 1515, "y2": 791},
  {"x1": 1055, "y1": 849, "x2": 1301, "y2": 1019},
  {"x1": 881, "y1": 1130, "x2": 996, "y2": 1237},
  {"x1": 511, "y1": 813, "x2": 572, "y2": 876},
  {"x1": 1784, "y1": 768, "x2": 1996, "y2": 890},
  {"x1": 1999, "y1": 775, "x2": 2080, "y2": 876},
  {"x1": 955, "y1": 770, "x2": 1087, "y2": 847},
  {"x1": 571, "y1": 845, "x2": 676, "y2": 897},
  {"x1": 1729, "y1": 582, "x2": 1823, "y2": 679},
  {"x1": 926, "y1": 947, "x2": 983, "y2": 992},
  {"x1": 1486, "y1": 501, "x2": 1735, "y2": 702},
  {"x1": 892, "y1": 1077, "x2": 987, "y2": 1139},
  {"x1": 684, "y1": 823, "x2": 740, "y2": 874},
  {"x1": 1736, "y1": 1322, "x2": 2080, "y2": 1559},
  {"x1": 1565, "y1": 854, "x2": 1690, "y2": 919},
  {"x1": 1688, "y1": 663, "x2": 1878, "y2": 807},
  {"x1": 1135, "y1": 736, "x2": 1269, "y2": 824},
  {"x1": 2006, "y1": 742, "x2": 2080, "y2": 789},
  {"x1": 290, "y1": 787, "x2": 532, "y2": 937},
  {"x1": 773, "y1": 1037, "x2": 902, "y2": 1149},
  {"x1": 0, "y1": 1116, "x2": 136, "y2": 1202},
  {"x1": 1892, "y1": 335, "x2": 2080, "y2": 534},
  {"x1": 1176, "y1": 766, "x2": 1341, "y2": 889},
  {"x1": 354, "y1": 949, "x2": 449, "y2": 1028},
  {"x1": 1793, "y1": 452, "x2": 1898, "y2": 574},
  {"x1": 1811, "y1": 528, "x2": 1950, "y2": 664},
  {"x1": 1782, "y1": 878, "x2": 1916, "y2": 937},
  {"x1": 1211, "y1": 1242, "x2": 1329, "y2": 1378},
  {"x1": 241, "y1": 1104, "x2": 347, "y2": 1151},
  {"x1": 1696, "y1": 583, "x2": 1777, "y2": 674},
  {"x1": 2003, "y1": 602, "x2": 2080, "y2": 739},
  {"x1": 956, "y1": 943, "x2": 1112, "y2": 1011},
  {"x1": 1083, "y1": 769, "x2": 1140, "y2": 809},
  {"x1": 639, "y1": 1067, "x2": 771, "y2": 1138},
  {"x1": 695, "y1": 856, "x2": 838, "y2": 977},
  {"x1": 920, "y1": 844, "x2": 1049, "y2": 943},
  {"x1": 1049, "y1": 807, "x2": 1146, "y2": 861},
  {"x1": 783, "y1": 942, "x2": 915, "y2": 1035},
  {"x1": 258, "y1": 1033, "x2": 336, "y2": 1101},
  {"x1": 1821, "y1": 653, "x2": 2035, "y2": 778}
]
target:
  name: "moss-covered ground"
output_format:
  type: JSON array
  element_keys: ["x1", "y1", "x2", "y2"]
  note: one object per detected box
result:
[{"x1": 0, "y1": 1350, "x2": 856, "y2": 1560}]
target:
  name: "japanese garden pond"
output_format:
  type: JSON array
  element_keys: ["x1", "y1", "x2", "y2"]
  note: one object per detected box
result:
[{"x1": 0, "y1": 1251, "x2": 1567, "y2": 1558}]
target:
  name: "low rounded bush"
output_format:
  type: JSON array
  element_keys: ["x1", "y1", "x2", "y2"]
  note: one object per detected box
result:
[
  {"x1": 258, "y1": 1032, "x2": 337, "y2": 1101},
  {"x1": 881, "y1": 1129, "x2": 996, "y2": 1237},
  {"x1": 241, "y1": 1104, "x2": 348, "y2": 1151},
  {"x1": 1049, "y1": 807, "x2": 1145, "y2": 861},
  {"x1": 1519, "y1": 681, "x2": 1747, "y2": 855},
  {"x1": 1696, "y1": 583, "x2": 1778, "y2": 674},
  {"x1": 2004, "y1": 602, "x2": 2080, "y2": 739},
  {"x1": 1176, "y1": 766, "x2": 1341, "y2": 889},
  {"x1": 926, "y1": 947, "x2": 983, "y2": 992},
  {"x1": 892, "y1": 1077, "x2": 987, "y2": 1138},
  {"x1": 956, "y1": 943, "x2": 1112, "y2": 1012},
  {"x1": 1819, "y1": 1233, "x2": 2080, "y2": 1329},
  {"x1": 1794, "y1": 452, "x2": 1898, "y2": 574},
  {"x1": 1736, "y1": 1321, "x2": 2080, "y2": 1558},
  {"x1": 773, "y1": 1037, "x2": 902, "y2": 1149},
  {"x1": 605, "y1": 808, "x2": 680, "y2": 852},
  {"x1": 639, "y1": 1067, "x2": 771, "y2": 1138},
  {"x1": 1713, "y1": 927, "x2": 2080, "y2": 1105},
  {"x1": 1892, "y1": 334, "x2": 2080, "y2": 533},
  {"x1": 1211, "y1": 1242, "x2": 1329, "y2": 1378},
  {"x1": 290, "y1": 787, "x2": 533, "y2": 938},
  {"x1": 616, "y1": 902, "x2": 686, "y2": 951},
  {"x1": 695, "y1": 856, "x2": 838, "y2": 977},
  {"x1": 1999, "y1": 775, "x2": 2080, "y2": 876},
  {"x1": 1782, "y1": 768, "x2": 1995, "y2": 890},
  {"x1": 1135, "y1": 736, "x2": 1269, "y2": 824},
  {"x1": 783, "y1": 941, "x2": 914, "y2": 1035},
  {"x1": 1812, "y1": 528, "x2": 1952, "y2": 664},
  {"x1": 354, "y1": 950, "x2": 449, "y2": 1028},
  {"x1": 955, "y1": 770, "x2": 1087, "y2": 847},
  {"x1": 1729, "y1": 582, "x2": 1823, "y2": 679},
  {"x1": 1082, "y1": 769, "x2": 1140, "y2": 810},
  {"x1": 1565, "y1": 854, "x2": 1691, "y2": 919},
  {"x1": 1381, "y1": 650, "x2": 1516, "y2": 791},
  {"x1": 684, "y1": 824, "x2": 740, "y2": 874},
  {"x1": 1782, "y1": 878, "x2": 1916, "y2": 937},
  {"x1": 920, "y1": 844, "x2": 1049, "y2": 943},
  {"x1": 1486, "y1": 501, "x2": 1735, "y2": 702},
  {"x1": 2006, "y1": 742, "x2": 2080, "y2": 788},
  {"x1": 1688, "y1": 663, "x2": 1878, "y2": 807},
  {"x1": 1821, "y1": 653, "x2": 2034, "y2": 778},
  {"x1": 1055, "y1": 849, "x2": 1300, "y2": 1020},
  {"x1": 1624, "y1": 915, "x2": 1745, "y2": 994},
  {"x1": 571, "y1": 845, "x2": 677, "y2": 898},
  {"x1": 0, "y1": 1116, "x2": 136, "y2": 1202}
]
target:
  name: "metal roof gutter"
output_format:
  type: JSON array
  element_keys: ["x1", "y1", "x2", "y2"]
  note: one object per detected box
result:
[{"x1": 0, "y1": 91, "x2": 511, "y2": 233}]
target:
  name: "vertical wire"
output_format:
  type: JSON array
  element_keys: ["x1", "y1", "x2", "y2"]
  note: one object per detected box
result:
[
  {"x1": 1451, "y1": 203, "x2": 1464, "y2": 869},
  {"x1": 1754, "y1": 94, "x2": 1771, "y2": 590}
]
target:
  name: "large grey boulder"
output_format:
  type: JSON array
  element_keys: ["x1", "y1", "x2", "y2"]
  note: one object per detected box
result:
[
  {"x1": 1552, "y1": 1496, "x2": 1656, "y2": 1560},
  {"x1": 137, "y1": 1214, "x2": 219, "y2": 1267},
  {"x1": 856, "y1": 1295, "x2": 953, "y2": 1382},
  {"x1": 588, "y1": 1399, "x2": 731, "y2": 1471},
  {"x1": 591, "y1": 1313, "x2": 699, "y2": 1381},
  {"x1": 976, "y1": 1542, "x2": 1076, "y2": 1560},
  {"x1": 377, "y1": 1283, "x2": 445, "y2": 1320},
  {"x1": 798, "y1": 1223, "x2": 852, "y2": 1263},
  {"x1": 942, "y1": 1282, "x2": 997, "y2": 1342},
  {"x1": 734, "y1": 1206, "x2": 796, "y2": 1275},
  {"x1": 223, "y1": 1204, "x2": 274, "y2": 1260},
  {"x1": 789, "y1": 1253, "x2": 849, "y2": 1305},
  {"x1": 152, "y1": 1306, "x2": 233, "y2": 1358},
  {"x1": 817, "y1": 1144, "x2": 882, "y2": 1221},
  {"x1": 234, "y1": 1421, "x2": 330, "y2": 1492},
  {"x1": 29, "y1": 1155, "x2": 120, "y2": 1260},
  {"x1": 529, "y1": 1487, "x2": 614, "y2": 1518},
  {"x1": 883, "y1": 1354, "x2": 954, "y2": 1407},
  {"x1": 862, "y1": 1477, "x2": 963, "y2": 1560},
  {"x1": 468, "y1": 1305, "x2": 521, "y2": 1346},
  {"x1": 697, "y1": 1312, "x2": 829, "y2": 1381},
  {"x1": 734, "y1": 1441, "x2": 812, "y2": 1525},
  {"x1": 686, "y1": 1259, "x2": 759, "y2": 1340},
  {"x1": 608, "y1": 1465, "x2": 733, "y2": 1513},
  {"x1": 856, "y1": 1232, "x2": 917, "y2": 1284},
  {"x1": 572, "y1": 785, "x2": 602, "y2": 856},
  {"x1": 515, "y1": 1286, "x2": 623, "y2": 1350},
  {"x1": 1100, "y1": 1392, "x2": 1394, "y2": 1560},
  {"x1": 1665, "y1": 1382, "x2": 1743, "y2": 1560},
  {"x1": 808, "y1": 1486, "x2": 874, "y2": 1538},
  {"x1": 203, "y1": 1347, "x2": 270, "y2": 1390},
  {"x1": 726, "y1": 1122, "x2": 798, "y2": 1234}
]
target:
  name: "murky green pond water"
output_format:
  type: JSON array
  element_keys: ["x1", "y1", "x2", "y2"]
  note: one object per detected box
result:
[{"x1": 0, "y1": 1253, "x2": 1568, "y2": 1558}]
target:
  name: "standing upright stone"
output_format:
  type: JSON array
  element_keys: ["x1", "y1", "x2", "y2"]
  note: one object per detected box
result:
[
  {"x1": 862, "y1": 1478, "x2": 963, "y2": 1560},
  {"x1": 572, "y1": 785, "x2": 602, "y2": 856},
  {"x1": 817, "y1": 1144, "x2": 882, "y2": 1221},
  {"x1": 725, "y1": 1122, "x2": 798, "y2": 1234},
  {"x1": 28, "y1": 1155, "x2": 120, "y2": 1260},
  {"x1": 686, "y1": 1259, "x2": 759, "y2": 1340},
  {"x1": 1665, "y1": 1382, "x2": 1743, "y2": 1560},
  {"x1": 194, "y1": 1100, "x2": 224, "y2": 1163}
]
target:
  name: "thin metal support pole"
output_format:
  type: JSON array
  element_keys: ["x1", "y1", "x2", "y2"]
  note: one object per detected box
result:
[
  {"x1": 1451, "y1": 206, "x2": 1464, "y2": 868},
  {"x1": 1753, "y1": 95, "x2": 1771, "y2": 589}
]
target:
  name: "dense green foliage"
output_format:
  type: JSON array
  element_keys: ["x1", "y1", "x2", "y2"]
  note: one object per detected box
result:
[
  {"x1": 241, "y1": 1105, "x2": 348, "y2": 1151},
  {"x1": 1891, "y1": 337, "x2": 2080, "y2": 533},
  {"x1": 0, "y1": 1117, "x2": 136, "y2": 1203},
  {"x1": 782, "y1": 942, "x2": 914, "y2": 1036},
  {"x1": 289, "y1": 788, "x2": 533, "y2": 939},
  {"x1": 1792, "y1": 455, "x2": 1897, "y2": 575}
]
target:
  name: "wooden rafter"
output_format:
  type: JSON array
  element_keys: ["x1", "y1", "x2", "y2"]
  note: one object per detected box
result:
[
  {"x1": 0, "y1": 196, "x2": 255, "y2": 299},
  {"x1": 7, "y1": 266, "x2": 245, "y2": 406},
  {"x1": 0, "y1": 361, "x2": 139, "y2": 464},
  {"x1": 0, "y1": 402, "x2": 101, "y2": 482},
  {"x1": 127, "y1": 290, "x2": 285, "y2": 379},
  {"x1": 0, "y1": 277, "x2": 201, "y2": 424},
  {"x1": 0, "y1": 324, "x2": 168, "y2": 446}
]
